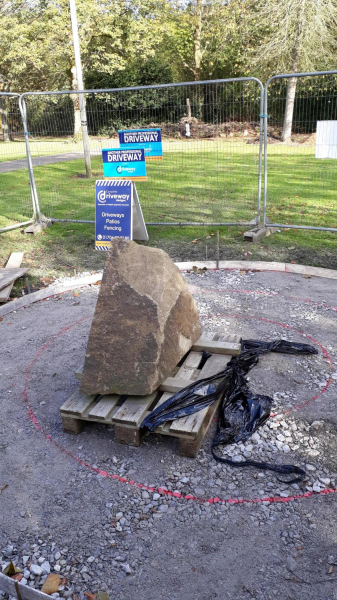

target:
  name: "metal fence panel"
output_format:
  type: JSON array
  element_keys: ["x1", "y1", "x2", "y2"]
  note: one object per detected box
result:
[
  {"x1": 0, "y1": 93, "x2": 35, "y2": 232},
  {"x1": 263, "y1": 71, "x2": 337, "y2": 231},
  {"x1": 20, "y1": 78, "x2": 264, "y2": 226}
]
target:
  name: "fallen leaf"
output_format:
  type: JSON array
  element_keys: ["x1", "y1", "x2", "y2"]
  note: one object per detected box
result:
[
  {"x1": 302, "y1": 274, "x2": 311, "y2": 279},
  {"x1": 92, "y1": 280, "x2": 101, "y2": 286},
  {"x1": 41, "y1": 574, "x2": 61, "y2": 595},
  {"x1": 84, "y1": 593, "x2": 96, "y2": 600},
  {"x1": 291, "y1": 261, "x2": 296, "y2": 264},
  {"x1": 73, "y1": 292, "x2": 79, "y2": 297},
  {"x1": 11, "y1": 574, "x2": 24, "y2": 582},
  {"x1": 328, "y1": 565, "x2": 334, "y2": 575},
  {"x1": 0, "y1": 484, "x2": 8, "y2": 493},
  {"x1": 3, "y1": 562, "x2": 21, "y2": 576},
  {"x1": 0, "y1": 317, "x2": 3, "y2": 322},
  {"x1": 192, "y1": 239, "x2": 198, "y2": 244},
  {"x1": 40, "y1": 277, "x2": 52, "y2": 286}
]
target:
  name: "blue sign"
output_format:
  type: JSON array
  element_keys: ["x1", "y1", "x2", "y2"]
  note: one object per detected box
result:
[
  {"x1": 102, "y1": 147, "x2": 147, "y2": 180},
  {"x1": 118, "y1": 128, "x2": 163, "y2": 160},
  {"x1": 95, "y1": 180, "x2": 133, "y2": 250}
]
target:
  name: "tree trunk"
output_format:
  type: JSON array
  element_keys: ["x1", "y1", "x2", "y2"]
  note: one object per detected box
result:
[
  {"x1": 193, "y1": 0, "x2": 205, "y2": 121},
  {"x1": 71, "y1": 65, "x2": 82, "y2": 140},
  {"x1": 281, "y1": 77, "x2": 297, "y2": 142},
  {"x1": 72, "y1": 96, "x2": 81, "y2": 139},
  {"x1": 0, "y1": 96, "x2": 10, "y2": 142},
  {"x1": 281, "y1": 2, "x2": 304, "y2": 143},
  {"x1": 186, "y1": 97, "x2": 192, "y2": 119},
  {"x1": 194, "y1": 0, "x2": 203, "y2": 82}
]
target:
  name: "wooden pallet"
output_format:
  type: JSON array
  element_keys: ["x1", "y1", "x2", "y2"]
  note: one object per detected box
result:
[
  {"x1": 60, "y1": 332, "x2": 241, "y2": 457},
  {"x1": 0, "y1": 252, "x2": 24, "y2": 303}
]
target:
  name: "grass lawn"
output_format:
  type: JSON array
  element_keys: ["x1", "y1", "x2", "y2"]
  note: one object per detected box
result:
[{"x1": 0, "y1": 141, "x2": 336, "y2": 298}]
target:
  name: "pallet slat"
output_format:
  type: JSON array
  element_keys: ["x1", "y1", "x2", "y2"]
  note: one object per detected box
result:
[
  {"x1": 60, "y1": 389, "x2": 97, "y2": 416},
  {"x1": 192, "y1": 339, "x2": 240, "y2": 355},
  {"x1": 87, "y1": 395, "x2": 120, "y2": 419},
  {"x1": 0, "y1": 252, "x2": 24, "y2": 303},
  {"x1": 159, "y1": 377, "x2": 194, "y2": 393},
  {"x1": 169, "y1": 354, "x2": 231, "y2": 435},
  {"x1": 0, "y1": 268, "x2": 29, "y2": 292},
  {"x1": 112, "y1": 392, "x2": 157, "y2": 426},
  {"x1": 176, "y1": 350, "x2": 202, "y2": 379},
  {"x1": 155, "y1": 353, "x2": 200, "y2": 434}
]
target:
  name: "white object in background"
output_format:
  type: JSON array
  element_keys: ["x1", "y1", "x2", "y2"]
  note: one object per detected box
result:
[
  {"x1": 316, "y1": 121, "x2": 337, "y2": 158},
  {"x1": 185, "y1": 123, "x2": 191, "y2": 137}
]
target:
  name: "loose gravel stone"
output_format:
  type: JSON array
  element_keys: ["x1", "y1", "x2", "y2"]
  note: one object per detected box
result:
[
  {"x1": 1, "y1": 270, "x2": 336, "y2": 600},
  {"x1": 30, "y1": 565, "x2": 43, "y2": 576}
]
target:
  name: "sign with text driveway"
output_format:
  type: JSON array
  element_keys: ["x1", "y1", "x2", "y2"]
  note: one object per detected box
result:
[
  {"x1": 102, "y1": 147, "x2": 147, "y2": 180},
  {"x1": 95, "y1": 180, "x2": 148, "y2": 250},
  {"x1": 118, "y1": 128, "x2": 163, "y2": 160}
]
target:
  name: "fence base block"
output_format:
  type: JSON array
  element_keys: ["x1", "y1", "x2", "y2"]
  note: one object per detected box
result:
[
  {"x1": 243, "y1": 227, "x2": 277, "y2": 243},
  {"x1": 25, "y1": 216, "x2": 51, "y2": 235}
]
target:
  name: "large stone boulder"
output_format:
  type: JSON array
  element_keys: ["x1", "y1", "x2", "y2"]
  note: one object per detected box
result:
[{"x1": 80, "y1": 239, "x2": 201, "y2": 396}]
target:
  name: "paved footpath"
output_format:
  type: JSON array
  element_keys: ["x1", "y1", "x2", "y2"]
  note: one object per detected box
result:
[{"x1": 0, "y1": 152, "x2": 87, "y2": 173}]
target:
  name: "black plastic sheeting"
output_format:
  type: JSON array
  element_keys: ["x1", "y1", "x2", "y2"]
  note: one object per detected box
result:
[{"x1": 140, "y1": 339, "x2": 318, "y2": 483}]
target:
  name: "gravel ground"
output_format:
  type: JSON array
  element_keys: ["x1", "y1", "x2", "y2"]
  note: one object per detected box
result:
[{"x1": 1, "y1": 268, "x2": 337, "y2": 600}]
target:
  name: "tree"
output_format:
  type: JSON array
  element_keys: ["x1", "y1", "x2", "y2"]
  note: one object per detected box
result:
[
  {"x1": 168, "y1": 0, "x2": 244, "y2": 82},
  {"x1": 246, "y1": 0, "x2": 337, "y2": 141},
  {"x1": 0, "y1": 0, "x2": 171, "y2": 137}
]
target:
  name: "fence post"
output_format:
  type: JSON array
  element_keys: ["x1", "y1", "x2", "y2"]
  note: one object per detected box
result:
[
  {"x1": 262, "y1": 82, "x2": 269, "y2": 228},
  {"x1": 0, "y1": 92, "x2": 35, "y2": 233},
  {"x1": 256, "y1": 81, "x2": 265, "y2": 228},
  {"x1": 18, "y1": 96, "x2": 41, "y2": 222},
  {"x1": 263, "y1": 70, "x2": 337, "y2": 230}
]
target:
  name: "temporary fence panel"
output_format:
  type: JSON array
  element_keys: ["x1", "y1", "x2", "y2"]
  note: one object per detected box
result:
[
  {"x1": 0, "y1": 93, "x2": 35, "y2": 232},
  {"x1": 263, "y1": 72, "x2": 337, "y2": 231},
  {"x1": 20, "y1": 78, "x2": 264, "y2": 226}
]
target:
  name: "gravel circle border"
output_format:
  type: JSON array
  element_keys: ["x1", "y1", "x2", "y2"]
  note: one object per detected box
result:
[
  {"x1": 1, "y1": 260, "x2": 337, "y2": 318},
  {"x1": 23, "y1": 309, "x2": 336, "y2": 507}
]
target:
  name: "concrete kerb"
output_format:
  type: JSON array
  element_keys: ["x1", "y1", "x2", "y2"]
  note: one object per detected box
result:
[{"x1": 1, "y1": 260, "x2": 337, "y2": 318}]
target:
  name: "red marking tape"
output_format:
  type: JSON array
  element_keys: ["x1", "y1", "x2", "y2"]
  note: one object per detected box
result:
[
  {"x1": 200, "y1": 312, "x2": 334, "y2": 418},
  {"x1": 22, "y1": 302, "x2": 336, "y2": 506}
]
